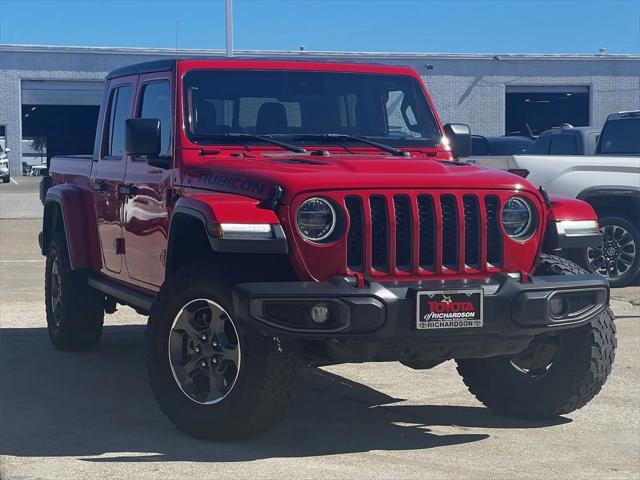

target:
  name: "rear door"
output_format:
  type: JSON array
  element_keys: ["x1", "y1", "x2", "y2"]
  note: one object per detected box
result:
[
  {"x1": 122, "y1": 74, "x2": 174, "y2": 288},
  {"x1": 90, "y1": 77, "x2": 136, "y2": 275}
]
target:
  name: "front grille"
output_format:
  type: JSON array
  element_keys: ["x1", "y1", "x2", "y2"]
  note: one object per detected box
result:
[{"x1": 345, "y1": 192, "x2": 504, "y2": 275}]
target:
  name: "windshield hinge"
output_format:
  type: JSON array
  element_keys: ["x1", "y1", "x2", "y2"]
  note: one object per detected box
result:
[{"x1": 259, "y1": 185, "x2": 284, "y2": 211}]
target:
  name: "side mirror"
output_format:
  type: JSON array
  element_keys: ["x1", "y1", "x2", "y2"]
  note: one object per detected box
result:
[
  {"x1": 4, "y1": 148, "x2": 10, "y2": 153},
  {"x1": 443, "y1": 123, "x2": 472, "y2": 158},
  {"x1": 125, "y1": 118, "x2": 161, "y2": 157}
]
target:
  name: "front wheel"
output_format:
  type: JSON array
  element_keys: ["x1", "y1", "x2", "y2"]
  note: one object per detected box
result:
[
  {"x1": 574, "y1": 216, "x2": 640, "y2": 288},
  {"x1": 456, "y1": 254, "x2": 616, "y2": 419},
  {"x1": 146, "y1": 264, "x2": 297, "y2": 440}
]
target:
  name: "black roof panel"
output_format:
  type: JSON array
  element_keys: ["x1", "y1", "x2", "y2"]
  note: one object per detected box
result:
[{"x1": 106, "y1": 59, "x2": 178, "y2": 80}]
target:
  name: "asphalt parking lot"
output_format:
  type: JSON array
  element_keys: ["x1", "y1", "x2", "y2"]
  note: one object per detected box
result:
[{"x1": 0, "y1": 179, "x2": 639, "y2": 479}]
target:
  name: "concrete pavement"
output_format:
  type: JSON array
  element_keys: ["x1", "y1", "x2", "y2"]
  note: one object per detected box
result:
[{"x1": 0, "y1": 219, "x2": 639, "y2": 480}]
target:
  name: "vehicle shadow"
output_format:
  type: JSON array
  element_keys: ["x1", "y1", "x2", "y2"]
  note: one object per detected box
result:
[{"x1": 0, "y1": 326, "x2": 569, "y2": 463}]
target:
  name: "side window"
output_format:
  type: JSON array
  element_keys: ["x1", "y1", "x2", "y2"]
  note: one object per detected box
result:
[
  {"x1": 549, "y1": 136, "x2": 576, "y2": 155},
  {"x1": 104, "y1": 85, "x2": 133, "y2": 158},
  {"x1": 139, "y1": 82, "x2": 172, "y2": 157},
  {"x1": 471, "y1": 136, "x2": 490, "y2": 155},
  {"x1": 532, "y1": 136, "x2": 551, "y2": 154}
]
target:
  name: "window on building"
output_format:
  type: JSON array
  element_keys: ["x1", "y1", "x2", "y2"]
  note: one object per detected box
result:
[
  {"x1": 139, "y1": 82, "x2": 172, "y2": 157},
  {"x1": 104, "y1": 85, "x2": 133, "y2": 158},
  {"x1": 505, "y1": 86, "x2": 589, "y2": 137}
]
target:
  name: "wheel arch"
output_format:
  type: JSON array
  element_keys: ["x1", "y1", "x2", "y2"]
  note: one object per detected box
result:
[
  {"x1": 576, "y1": 186, "x2": 640, "y2": 224},
  {"x1": 165, "y1": 200, "x2": 295, "y2": 283},
  {"x1": 42, "y1": 185, "x2": 93, "y2": 269}
]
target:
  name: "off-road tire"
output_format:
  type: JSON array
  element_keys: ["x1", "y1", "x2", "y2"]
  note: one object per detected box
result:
[
  {"x1": 45, "y1": 232, "x2": 104, "y2": 350},
  {"x1": 2, "y1": 177, "x2": 9, "y2": 183},
  {"x1": 456, "y1": 254, "x2": 616, "y2": 419},
  {"x1": 573, "y1": 216, "x2": 640, "y2": 288},
  {"x1": 146, "y1": 263, "x2": 297, "y2": 440}
]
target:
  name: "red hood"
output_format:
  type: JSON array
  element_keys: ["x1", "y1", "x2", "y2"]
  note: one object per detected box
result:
[{"x1": 182, "y1": 153, "x2": 539, "y2": 203}]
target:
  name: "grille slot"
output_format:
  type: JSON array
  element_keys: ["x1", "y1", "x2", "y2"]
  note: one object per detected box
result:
[
  {"x1": 394, "y1": 195, "x2": 412, "y2": 270},
  {"x1": 417, "y1": 195, "x2": 436, "y2": 269},
  {"x1": 463, "y1": 195, "x2": 481, "y2": 268},
  {"x1": 485, "y1": 195, "x2": 503, "y2": 267},
  {"x1": 440, "y1": 195, "x2": 459, "y2": 269},
  {"x1": 344, "y1": 191, "x2": 507, "y2": 275},
  {"x1": 370, "y1": 196, "x2": 389, "y2": 271},
  {"x1": 345, "y1": 196, "x2": 364, "y2": 271}
]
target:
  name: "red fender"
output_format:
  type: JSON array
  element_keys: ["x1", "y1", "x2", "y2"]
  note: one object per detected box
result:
[
  {"x1": 43, "y1": 184, "x2": 98, "y2": 269},
  {"x1": 548, "y1": 196, "x2": 598, "y2": 222}
]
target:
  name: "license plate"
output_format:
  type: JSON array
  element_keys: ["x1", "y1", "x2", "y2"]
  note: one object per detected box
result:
[{"x1": 416, "y1": 289, "x2": 484, "y2": 330}]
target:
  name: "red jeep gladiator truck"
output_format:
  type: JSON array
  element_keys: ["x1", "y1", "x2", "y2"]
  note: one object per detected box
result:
[{"x1": 39, "y1": 59, "x2": 615, "y2": 440}]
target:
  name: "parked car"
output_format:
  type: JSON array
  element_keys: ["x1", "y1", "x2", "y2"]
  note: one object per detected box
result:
[
  {"x1": 30, "y1": 164, "x2": 48, "y2": 176},
  {"x1": 532, "y1": 126, "x2": 601, "y2": 156},
  {"x1": 471, "y1": 135, "x2": 534, "y2": 156},
  {"x1": 39, "y1": 58, "x2": 614, "y2": 440},
  {"x1": 0, "y1": 145, "x2": 10, "y2": 183},
  {"x1": 473, "y1": 110, "x2": 640, "y2": 287}
]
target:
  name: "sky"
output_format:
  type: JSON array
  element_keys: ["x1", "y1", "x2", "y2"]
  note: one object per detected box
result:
[{"x1": 0, "y1": 0, "x2": 639, "y2": 54}]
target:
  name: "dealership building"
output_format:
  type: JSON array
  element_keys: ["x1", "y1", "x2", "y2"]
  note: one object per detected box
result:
[{"x1": 0, "y1": 44, "x2": 639, "y2": 174}]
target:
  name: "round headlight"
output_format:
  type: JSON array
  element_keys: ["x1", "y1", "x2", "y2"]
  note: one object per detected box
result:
[
  {"x1": 502, "y1": 196, "x2": 535, "y2": 240},
  {"x1": 296, "y1": 197, "x2": 336, "y2": 242}
]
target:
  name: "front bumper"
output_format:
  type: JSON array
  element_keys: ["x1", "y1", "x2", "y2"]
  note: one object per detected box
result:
[{"x1": 233, "y1": 273, "x2": 609, "y2": 363}]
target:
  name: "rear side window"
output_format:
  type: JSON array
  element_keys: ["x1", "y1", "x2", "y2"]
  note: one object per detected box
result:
[
  {"x1": 471, "y1": 136, "x2": 490, "y2": 155},
  {"x1": 532, "y1": 136, "x2": 551, "y2": 154},
  {"x1": 598, "y1": 118, "x2": 640, "y2": 155},
  {"x1": 549, "y1": 135, "x2": 576, "y2": 155},
  {"x1": 104, "y1": 85, "x2": 133, "y2": 158},
  {"x1": 139, "y1": 82, "x2": 172, "y2": 157}
]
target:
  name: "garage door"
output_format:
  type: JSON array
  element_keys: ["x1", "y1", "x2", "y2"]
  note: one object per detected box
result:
[{"x1": 21, "y1": 80, "x2": 104, "y2": 106}]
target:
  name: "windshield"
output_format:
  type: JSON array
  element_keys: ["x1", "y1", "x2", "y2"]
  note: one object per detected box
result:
[
  {"x1": 598, "y1": 118, "x2": 640, "y2": 155},
  {"x1": 183, "y1": 70, "x2": 441, "y2": 148}
]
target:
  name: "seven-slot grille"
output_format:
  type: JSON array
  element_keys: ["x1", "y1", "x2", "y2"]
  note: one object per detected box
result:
[{"x1": 345, "y1": 192, "x2": 503, "y2": 275}]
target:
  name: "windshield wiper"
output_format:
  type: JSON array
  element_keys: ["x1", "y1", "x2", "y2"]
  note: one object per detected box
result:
[
  {"x1": 193, "y1": 133, "x2": 308, "y2": 154},
  {"x1": 286, "y1": 133, "x2": 409, "y2": 157}
]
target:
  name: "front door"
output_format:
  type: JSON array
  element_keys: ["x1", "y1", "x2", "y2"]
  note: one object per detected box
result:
[
  {"x1": 122, "y1": 76, "x2": 173, "y2": 288},
  {"x1": 91, "y1": 79, "x2": 135, "y2": 275}
]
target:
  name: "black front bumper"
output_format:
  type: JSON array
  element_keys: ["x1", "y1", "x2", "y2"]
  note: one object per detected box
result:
[{"x1": 233, "y1": 273, "x2": 609, "y2": 363}]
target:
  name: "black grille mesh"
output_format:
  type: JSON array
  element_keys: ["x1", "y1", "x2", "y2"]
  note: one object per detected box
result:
[
  {"x1": 345, "y1": 196, "x2": 364, "y2": 271},
  {"x1": 441, "y1": 195, "x2": 459, "y2": 269},
  {"x1": 370, "y1": 196, "x2": 389, "y2": 270},
  {"x1": 345, "y1": 192, "x2": 503, "y2": 273},
  {"x1": 463, "y1": 195, "x2": 481, "y2": 268},
  {"x1": 394, "y1": 195, "x2": 412, "y2": 269}
]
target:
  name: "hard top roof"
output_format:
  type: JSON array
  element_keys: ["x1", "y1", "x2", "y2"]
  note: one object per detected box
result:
[{"x1": 105, "y1": 58, "x2": 416, "y2": 80}]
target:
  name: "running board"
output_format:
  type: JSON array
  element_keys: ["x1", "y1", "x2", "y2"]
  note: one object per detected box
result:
[{"x1": 87, "y1": 275, "x2": 154, "y2": 313}]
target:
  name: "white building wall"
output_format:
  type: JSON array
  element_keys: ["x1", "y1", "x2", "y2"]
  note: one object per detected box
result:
[{"x1": 1, "y1": 45, "x2": 639, "y2": 174}]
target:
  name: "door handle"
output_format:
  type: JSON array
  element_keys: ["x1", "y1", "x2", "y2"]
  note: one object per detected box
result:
[
  {"x1": 118, "y1": 184, "x2": 138, "y2": 198},
  {"x1": 91, "y1": 180, "x2": 107, "y2": 192}
]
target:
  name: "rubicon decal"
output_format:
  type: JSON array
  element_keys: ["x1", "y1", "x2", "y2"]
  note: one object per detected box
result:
[{"x1": 416, "y1": 289, "x2": 483, "y2": 330}]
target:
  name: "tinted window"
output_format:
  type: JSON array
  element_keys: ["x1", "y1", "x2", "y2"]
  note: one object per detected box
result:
[
  {"x1": 183, "y1": 70, "x2": 441, "y2": 148},
  {"x1": 549, "y1": 135, "x2": 577, "y2": 155},
  {"x1": 490, "y1": 138, "x2": 534, "y2": 155},
  {"x1": 105, "y1": 85, "x2": 133, "y2": 157},
  {"x1": 471, "y1": 136, "x2": 490, "y2": 155},
  {"x1": 598, "y1": 118, "x2": 640, "y2": 155},
  {"x1": 532, "y1": 136, "x2": 551, "y2": 154},
  {"x1": 139, "y1": 82, "x2": 172, "y2": 157}
]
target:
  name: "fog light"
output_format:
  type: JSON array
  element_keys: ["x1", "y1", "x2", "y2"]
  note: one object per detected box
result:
[
  {"x1": 549, "y1": 296, "x2": 568, "y2": 318},
  {"x1": 309, "y1": 303, "x2": 331, "y2": 324}
]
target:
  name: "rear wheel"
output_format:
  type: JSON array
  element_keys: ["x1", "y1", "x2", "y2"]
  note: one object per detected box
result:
[
  {"x1": 147, "y1": 264, "x2": 297, "y2": 440},
  {"x1": 45, "y1": 232, "x2": 104, "y2": 350},
  {"x1": 456, "y1": 254, "x2": 616, "y2": 419}
]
